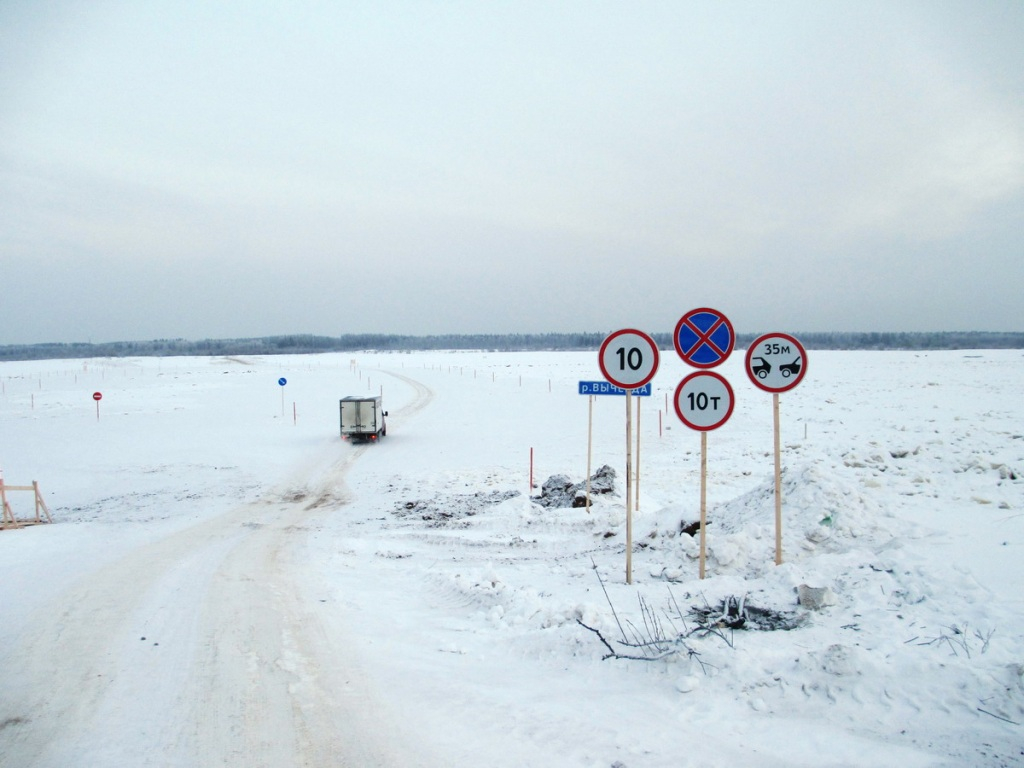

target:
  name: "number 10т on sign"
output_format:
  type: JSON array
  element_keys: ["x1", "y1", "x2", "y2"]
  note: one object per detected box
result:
[{"x1": 674, "y1": 371, "x2": 734, "y2": 432}]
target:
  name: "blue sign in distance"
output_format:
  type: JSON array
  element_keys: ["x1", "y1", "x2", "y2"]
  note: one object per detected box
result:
[
  {"x1": 674, "y1": 307, "x2": 735, "y2": 368},
  {"x1": 278, "y1": 378, "x2": 287, "y2": 386},
  {"x1": 579, "y1": 381, "x2": 652, "y2": 396}
]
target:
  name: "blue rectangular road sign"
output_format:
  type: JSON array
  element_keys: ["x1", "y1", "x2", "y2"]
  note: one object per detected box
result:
[{"x1": 579, "y1": 381, "x2": 652, "y2": 396}]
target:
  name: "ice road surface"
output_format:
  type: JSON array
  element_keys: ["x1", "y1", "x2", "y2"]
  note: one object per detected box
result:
[{"x1": 1, "y1": 350, "x2": 1022, "y2": 767}]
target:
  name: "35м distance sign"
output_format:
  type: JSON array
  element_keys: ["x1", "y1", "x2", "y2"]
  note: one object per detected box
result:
[
  {"x1": 674, "y1": 371, "x2": 735, "y2": 431},
  {"x1": 598, "y1": 329, "x2": 660, "y2": 390},
  {"x1": 745, "y1": 333, "x2": 808, "y2": 393}
]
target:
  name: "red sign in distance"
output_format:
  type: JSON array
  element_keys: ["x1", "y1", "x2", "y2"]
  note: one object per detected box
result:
[
  {"x1": 745, "y1": 333, "x2": 808, "y2": 393},
  {"x1": 598, "y1": 329, "x2": 660, "y2": 390},
  {"x1": 674, "y1": 371, "x2": 735, "y2": 431},
  {"x1": 92, "y1": 392, "x2": 103, "y2": 401}
]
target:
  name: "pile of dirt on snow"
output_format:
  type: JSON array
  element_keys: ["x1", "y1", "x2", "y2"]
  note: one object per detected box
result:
[
  {"x1": 533, "y1": 465, "x2": 616, "y2": 508},
  {"x1": 394, "y1": 489, "x2": 520, "y2": 527},
  {"x1": 689, "y1": 595, "x2": 805, "y2": 631}
]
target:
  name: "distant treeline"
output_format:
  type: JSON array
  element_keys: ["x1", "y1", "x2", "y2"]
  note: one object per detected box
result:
[{"x1": 1, "y1": 331, "x2": 1022, "y2": 362}]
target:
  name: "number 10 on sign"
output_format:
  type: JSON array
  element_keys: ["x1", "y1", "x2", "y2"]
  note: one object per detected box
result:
[{"x1": 598, "y1": 329, "x2": 659, "y2": 390}]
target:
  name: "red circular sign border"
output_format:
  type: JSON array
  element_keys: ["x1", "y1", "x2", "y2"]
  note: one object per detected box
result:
[
  {"x1": 673, "y1": 370, "x2": 735, "y2": 431},
  {"x1": 744, "y1": 332, "x2": 808, "y2": 393},
  {"x1": 673, "y1": 307, "x2": 736, "y2": 369},
  {"x1": 598, "y1": 328, "x2": 660, "y2": 390}
]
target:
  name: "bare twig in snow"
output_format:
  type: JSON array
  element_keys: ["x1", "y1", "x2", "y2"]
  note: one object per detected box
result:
[{"x1": 977, "y1": 708, "x2": 1019, "y2": 726}]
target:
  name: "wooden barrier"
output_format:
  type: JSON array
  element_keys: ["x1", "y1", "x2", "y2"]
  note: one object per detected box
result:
[{"x1": 0, "y1": 480, "x2": 52, "y2": 529}]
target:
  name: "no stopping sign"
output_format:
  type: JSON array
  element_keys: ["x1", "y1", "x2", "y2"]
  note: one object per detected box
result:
[{"x1": 674, "y1": 307, "x2": 735, "y2": 368}]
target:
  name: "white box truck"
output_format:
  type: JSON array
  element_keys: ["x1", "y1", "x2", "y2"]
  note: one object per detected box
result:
[{"x1": 339, "y1": 396, "x2": 387, "y2": 441}]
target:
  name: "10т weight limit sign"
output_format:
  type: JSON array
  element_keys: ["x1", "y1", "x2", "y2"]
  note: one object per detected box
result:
[{"x1": 674, "y1": 371, "x2": 734, "y2": 431}]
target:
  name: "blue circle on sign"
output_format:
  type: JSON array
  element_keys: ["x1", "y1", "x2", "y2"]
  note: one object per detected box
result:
[
  {"x1": 674, "y1": 307, "x2": 735, "y2": 368},
  {"x1": 278, "y1": 378, "x2": 287, "y2": 386}
]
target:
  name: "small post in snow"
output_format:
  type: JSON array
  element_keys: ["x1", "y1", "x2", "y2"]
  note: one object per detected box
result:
[
  {"x1": 624, "y1": 388, "x2": 633, "y2": 584},
  {"x1": 773, "y1": 393, "x2": 783, "y2": 564},
  {"x1": 585, "y1": 395, "x2": 593, "y2": 512},
  {"x1": 635, "y1": 396, "x2": 641, "y2": 512},
  {"x1": 699, "y1": 432, "x2": 708, "y2": 579}
]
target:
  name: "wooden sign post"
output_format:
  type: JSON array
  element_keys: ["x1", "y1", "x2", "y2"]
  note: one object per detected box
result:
[
  {"x1": 624, "y1": 389, "x2": 633, "y2": 582},
  {"x1": 635, "y1": 397, "x2": 642, "y2": 512},
  {"x1": 773, "y1": 393, "x2": 783, "y2": 564},
  {"x1": 674, "y1": 371, "x2": 735, "y2": 579},
  {"x1": 700, "y1": 432, "x2": 708, "y2": 579},
  {"x1": 586, "y1": 395, "x2": 594, "y2": 511},
  {"x1": 578, "y1": 381, "x2": 653, "y2": 512},
  {"x1": 598, "y1": 330, "x2": 660, "y2": 585},
  {"x1": 744, "y1": 333, "x2": 808, "y2": 565}
]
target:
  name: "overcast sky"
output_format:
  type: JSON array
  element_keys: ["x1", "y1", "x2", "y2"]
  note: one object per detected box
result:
[{"x1": 1, "y1": 1, "x2": 1022, "y2": 344}]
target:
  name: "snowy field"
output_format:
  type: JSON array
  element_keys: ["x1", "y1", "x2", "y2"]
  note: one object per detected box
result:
[{"x1": 1, "y1": 349, "x2": 1022, "y2": 767}]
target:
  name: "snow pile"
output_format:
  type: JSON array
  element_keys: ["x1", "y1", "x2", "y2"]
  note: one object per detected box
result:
[{"x1": 532, "y1": 464, "x2": 617, "y2": 508}]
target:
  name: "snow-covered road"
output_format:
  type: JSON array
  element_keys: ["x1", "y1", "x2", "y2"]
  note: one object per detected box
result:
[{"x1": 2, "y1": 368, "x2": 435, "y2": 767}]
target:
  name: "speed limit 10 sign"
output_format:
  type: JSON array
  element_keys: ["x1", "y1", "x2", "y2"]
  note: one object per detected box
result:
[
  {"x1": 598, "y1": 329, "x2": 660, "y2": 390},
  {"x1": 674, "y1": 371, "x2": 735, "y2": 431}
]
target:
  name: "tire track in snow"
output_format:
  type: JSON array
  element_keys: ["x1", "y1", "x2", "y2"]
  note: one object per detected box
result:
[
  {"x1": 375, "y1": 368, "x2": 435, "y2": 428},
  {"x1": 0, "y1": 370, "x2": 437, "y2": 767}
]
